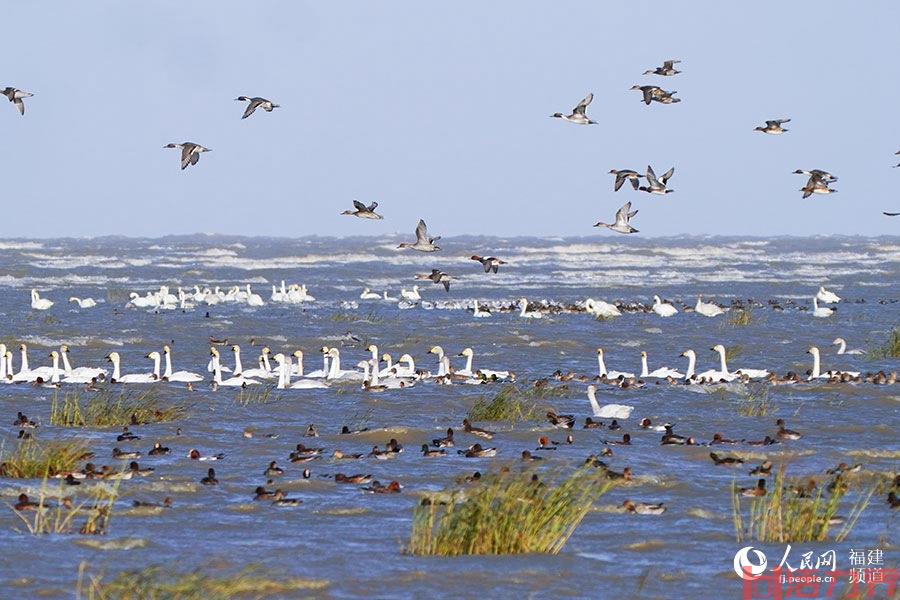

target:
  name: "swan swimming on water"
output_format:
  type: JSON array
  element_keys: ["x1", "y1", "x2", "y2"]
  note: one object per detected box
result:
[
  {"x1": 586, "y1": 385, "x2": 634, "y2": 419},
  {"x1": 695, "y1": 295, "x2": 725, "y2": 317},
  {"x1": 359, "y1": 288, "x2": 380, "y2": 300},
  {"x1": 106, "y1": 352, "x2": 158, "y2": 384},
  {"x1": 652, "y1": 295, "x2": 678, "y2": 317},
  {"x1": 832, "y1": 338, "x2": 864, "y2": 355},
  {"x1": 31, "y1": 289, "x2": 53, "y2": 310},
  {"x1": 60, "y1": 345, "x2": 107, "y2": 382},
  {"x1": 711, "y1": 344, "x2": 768, "y2": 379},
  {"x1": 640, "y1": 351, "x2": 683, "y2": 379},
  {"x1": 596, "y1": 348, "x2": 635, "y2": 380},
  {"x1": 812, "y1": 297, "x2": 833, "y2": 318},
  {"x1": 816, "y1": 286, "x2": 841, "y2": 303},
  {"x1": 472, "y1": 300, "x2": 491, "y2": 318},
  {"x1": 162, "y1": 346, "x2": 203, "y2": 383},
  {"x1": 68, "y1": 297, "x2": 97, "y2": 309},
  {"x1": 519, "y1": 298, "x2": 543, "y2": 319},
  {"x1": 807, "y1": 346, "x2": 859, "y2": 380},
  {"x1": 585, "y1": 298, "x2": 621, "y2": 318}
]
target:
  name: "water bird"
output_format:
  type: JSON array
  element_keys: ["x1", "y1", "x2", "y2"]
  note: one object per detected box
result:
[
  {"x1": 694, "y1": 295, "x2": 725, "y2": 317},
  {"x1": 832, "y1": 338, "x2": 863, "y2": 355},
  {"x1": 595, "y1": 348, "x2": 635, "y2": 379},
  {"x1": 639, "y1": 165, "x2": 674, "y2": 195},
  {"x1": 2, "y1": 87, "x2": 32, "y2": 115},
  {"x1": 550, "y1": 92, "x2": 596, "y2": 125},
  {"x1": 470, "y1": 255, "x2": 506, "y2": 273},
  {"x1": 546, "y1": 410, "x2": 575, "y2": 428},
  {"x1": 362, "y1": 481, "x2": 402, "y2": 494},
  {"x1": 68, "y1": 297, "x2": 97, "y2": 309},
  {"x1": 775, "y1": 419, "x2": 802, "y2": 440},
  {"x1": 264, "y1": 461, "x2": 284, "y2": 478},
  {"x1": 586, "y1": 385, "x2": 634, "y2": 419},
  {"x1": 458, "y1": 443, "x2": 497, "y2": 458},
  {"x1": 609, "y1": 169, "x2": 641, "y2": 191},
  {"x1": 416, "y1": 269, "x2": 452, "y2": 291},
  {"x1": 630, "y1": 85, "x2": 679, "y2": 104},
  {"x1": 816, "y1": 286, "x2": 841, "y2": 303},
  {"x1": 421, "y1": 444, "x2": 446, "y2": 457},
  {"x1": 884, "y1": 212, "x2": 899, "y2": 216},
  {"x1": 754, "y1": 119, "x2": 790, "y2": 134},
  {"x1": 518, "y1": 297, "x2": 543, "y2": 319},
  {"x1": 335, "y1": 473, "x2": 372, "y2": 484},
  {"x1": 604, "y1": 434, "x2": 631, "y2": 446},
  {"x1": 639, "y1": 418, "x2": 670, "y2": 432},
  {"x1": 117, "y1": 426, "x2": 140, "y2": 442},
  {"x1": 799, "y1": 177, "x2": 836, "y2": 199},
  {"x1": 234, "y1": 96, "x2": 279, "y2": 119},
  {"x1": 640, "y1": 352, "x2": 683, "y2": 379},
  {"x1": 14, "y1": 494, "x2": 40, "y2": 511},
  {"x1": 812, "y1": 297, "x2": 833, "y2": 318},
  {"x1": 164, "y1": 142, "x2": 211, "y2": 170},
  {"x1": 643, "y1": 59, "x2": 681, "y2": 76},
  {"x1": 188, "y1": 449, "x2": 224, "y2": 461},
  {"x1": 622, "y1": 500, "x2": 666, "y2": 515},
  {"x1": 652, "y1": 295, "x2": 678, "y2": 317},
  {"x1": 112, "y1": 448, "x2": 141, "y2": 460},
  {"x1": 594, "y1": 202, "x2": 638, "y2": 234},
  {"x1": 740, "y1": 479, "x2": 767, "y2": 497},
  {"x1": 200, "y1": 468, "x2": 218, "y2": 485},
  {"x1": 433, "y1": 427, "x2": 455, "y2": 448},
  {"x1": 749, "y1": 461, "x2": 773, "y2": 476},
  {"x1": 342, "y1": 200, "x2": 383, "y2": 220},
  {"x1": 398, "y1": 219, "x2": 440, "y2": 252},
  {"x1": 149, "y1": 442, "x2": 169, "y2": 456},
  {"x1": 30, "y1": 289, "x2": 53, "y2": 310},
  {"x1": 709, "y1": 452, "x2": 744, "y2": 466},
  {"x1": 521, "y1": 450, "x2": 542, "y2": 462},
  {"x1": 462, "y1": 418, "x2": 494, "y2": 439},
  {"x1": 794, "y1": 169, "x2": 837, "y2": 183}
]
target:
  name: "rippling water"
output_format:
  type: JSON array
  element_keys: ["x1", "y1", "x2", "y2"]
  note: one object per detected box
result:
[{"x1": 0, "y1": 235, "x2": 898, "y2": 598}]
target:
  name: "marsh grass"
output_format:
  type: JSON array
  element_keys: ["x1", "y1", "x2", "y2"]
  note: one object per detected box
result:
[
  {"x1": 330, "y1": 309, "x2": 387, "y2": 325},
  {"x1": 235, "y1": 387, "x2": 278, "y2": 406},
  {"x1": 732, "y1": 465, "x2": 875, "y2": 544},
  {"x1": 407, "y1": 466, "x2": 611, "y2": 556},
  {"x1": 467, "y1": 384, "x2": 569, "y2": 423},
  {"x1": 867, "y1": 328, "x2": 900, "y2": 359},
  {"x1": 734, "y1": 384, "x2": 774, "y2": 417},
  {"x1": 0, "y1": 438, "x2": 91, "y2": 479},
  {"x1": 724, "y1": 345, "x2": 743, "y2": 362},
  {"x1": 75, "y1": 564, "x2": 328, "y2": 599},
  {"x1": 726, "y1": 309, "x2": 753, "y2": 327},
  {"x1": 50, "y1": 389, "x2": 186, "y2": 428},
  {"x1": 10, "y1": 475, "x2": 120, "y2": 536}
]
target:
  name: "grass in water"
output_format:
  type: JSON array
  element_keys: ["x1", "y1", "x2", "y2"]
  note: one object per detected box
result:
[
  {"x1": 235, "y1": 387, "x2": 277, "y2": 406},
  {"x1": 50, "y1": 388, "x2": 186, "y2": 428},
  {"x1": 732, "y1": 464, "x2": 875, "y2": 544},
  {"x1": 734, "y1": 384, "x2": 774, "y2": 417},
  {"x1": 467, "y1": 384, "x2": 570, "y2": 423},
  {"x1": 0, "y1": 438, "x2": 91, "y2": 479},
  {"x1": 727, "y1": 309, "x2": 753, "y2": 327},
  {"x1": 724, "y1": 345, "x2": 743, "y2": 362},
  {"x1": 9, "y1": 474, "x2": 121, "y2": 535},
  {"x1": 408, "y1": 466, "x2": 612, "y2": 556},
  {"x1": 867, "y1": 328, "x2": 900, "y2": 359},
  {"x1": 75, "y1": 564, "x2": 328, "y2": 599}
]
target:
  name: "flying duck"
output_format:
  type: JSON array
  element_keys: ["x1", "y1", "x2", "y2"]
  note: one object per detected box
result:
[
  {"x1": 609, "y1": 169, "x2": 641, "y2": 191},
  {"x1": 754, "y1": 119, "x2": 790, "y2": 134},
  {"x1": 164, "y1": 142, "x2": 211, "y2": 170},
  {"x1": 550, "y1": 93, "x2": 596, "y2": 125},
  {"x1": 398, "y1": 219, "x2": 440, "y2": 252},
  {"x1": 234, "y1": 96, "x2": 279, "y2": 119},
  {"x1": 470, "y1": 255, "x2": 506, "y2": 273},
  {"x1": 342, "y1": 200, "x2": 383, "y2": 220},
  {"x1": 594, "y1": 202, "x2": 639, "y2": 234},
  {"x1": 799, "y1": 176, "x2": 836, "y2": 199},
  {"x1": 2, "y1": 87, "x2": 32, "y2": 115},
  {"x1": 794, "y1": 169, "x2": 837, "y2": 183},
  {"x1": 643, "y1": 59, "x2": 681, "y2": 76},
  {"x1": 639, "y1": 165, "x2": 674, "y2": 194},
  {"x1": 416, "y1": 269, "x2": 452, "y2": 291},
  {"x1": 630, "y1": 85, "x2": 679, "y2": 105}
]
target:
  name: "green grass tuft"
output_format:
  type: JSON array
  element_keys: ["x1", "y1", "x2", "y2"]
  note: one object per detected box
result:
[
  {"x1": 50, "y1": 388, "x2": 186, "y2": 428},
  {"x1": 867, "y1": 328, "x2": 900, "y2": 360},
  {"x1": 727, "y1": 309, "x2": 753, "y2": 327},
  {"x1": 467, "y1": 384, "x2": 569, "y2": 423},
  {"x1": 0, "y1": 438, "x2": 92, "y2": 479}
]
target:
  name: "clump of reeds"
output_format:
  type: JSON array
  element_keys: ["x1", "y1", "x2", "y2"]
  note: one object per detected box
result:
[
  {"x1": 727, "y1": 309, "x2": 753, "y2": 327},
  {"x1": 732, "y1": 464, "x2": 875, "y2": 544},
  {"x1": 734, "y1": 384, "x2": 773, "y2": 417},
  {"x1": 50, "y1": 388, "x2": 186, "y2": 428},
  {"x1": 407, "y1": 466, "x2": 611, "y2": 556},
  {"x1": 724, "y1": 345, "x2": 743, "y2": 362},
  {"x1": 867, "y1": 328, "x2": 900, "y2": 359},
  {"x1": 235, "y1": 387, "x2": 277, "y2": 406},
  {"x1": 9, "y1": 475, "x2": 120, "y2": 536},
  {"x1": 0, "y1": 438, "x2": 91, "y2": 479},
  {"x1": 467, "y1": 384, "x2": 569, "y2": 423},
  {"x1": 75, "y1": 564, "x2": 328, "y2": 599}
]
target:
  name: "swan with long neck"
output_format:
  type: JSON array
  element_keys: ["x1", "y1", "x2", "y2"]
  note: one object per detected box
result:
[
  {"x1": 210, "y1": 348, "x2": 260, "y2": 386},
  {"x1": 69, "y1": 297, "x2": 97, "y2": 309},
  {"x1": 586, "y1": 385, "x2": 634, "y2": 419},
  {"x1": 812, "y1": 297, "x2": 833, "y2": 318},
  {"x1": 713, "y1": 344, "x2": 768, "y2": 379},
  {"x1": 640, "y1": 351, "x2": 682, "y2": 378},
  {"x1": 681, "y1": 350, "x2": 697, "y2": 380},
  {"x1": 390, "y1": 354, "x2": 420, "y2": 378},
  {"x1": 652, "y1": 295, "x2": 678, "y2": 317},
  {"x1": 31, "y1": 289, "x2": 53, "y2": 310},
  {"x1": 59, "y1": 345, "x2": 106, "y2": 383},
  {"x1": 585, "y1": 298, "x2": 621, "y2": 318},
  {"x1": 519, "y1": 298, "x2": 542, "y2": 319},
  {"x1": 304, "y1": 347, "x2": 330, "y2": 379},
  {"x1": 596, "y1": 348, "x2": 635, "y2": 379},
  {"x1": 106, "y1": 352, "x2": 158, "y2": 384},
  {"x1": 287, "y1": 351, "x2": 328, "y2": 388},
  {"x1": 162, "y1": 345, "x2": 203, "y2": 382},
  {"x1": 326, "y1": 348, "x2": 364, "y2": 380},
  {"x1": 695, "y1": 295, "x2": 725, "y2": 317},
  {"x1": 832, "y1": 338, "x2": 863, "y2": 355},
  {"x1": 429, "y1": 346, "x2": 448, "y2": 376}
]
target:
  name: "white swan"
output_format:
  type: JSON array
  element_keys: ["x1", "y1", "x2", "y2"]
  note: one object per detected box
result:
[
  {"x1": 129, "y1": 292, "x2": 157, "y2": 309},
  {"x1": 274, "y1": 353, "x2": 328, "y2": 389},
  {"x1": 695, "y1": 295, "x2": 725, "y2": 317},
  {"x1": 304, "y1": 347, "x2": 331, "y2": 379},
  {"x1": 428, "y1": 346, "x2": 449, "y2": 377},
  {"x1": 162, "y1": 345, "x2": 203, "y2": 382},
  {"x1": 816, "y1": 286, "x2": 841, "y2": 304},
  {"x1": 832, "y1": 338, "x2": 864, "y2": 355},
  {"x1": 11, "y1": 344, "x2": 62, "y2": 382},
  {"x1": 60, "y1": 345, "x2": 107, "y2": 382},
  {"x1": 519, "y1": 298, "x2": 543, "y2": 319},
  {"x1": 458, "y1": 347, "x2": 510, "y2": 380},
  {"x1": 586, "y1": 385, "x2": 634, "y2": 419},
  {"x1": 807, "y1": 346, "x2": 859, "y2": 380},
  {"x1": 596, "y1": 348, "x2": 635, "y2": 379},
  {"x1": 31, "y1": 289, "x2": 53, "y2": 310},
  {"x1": 245, "y1": 285, "x2": 264, "y2": 307},
  {"x1": 382, "y1": 290, "x2": 397, "y2": 302},
  {"x1": 401, "y1": 286, "x2": 421, "y2": 301},
  {"x1": 712, "y1": 344, "x2": 768, "y2": 379},
  {"x1": 639, "y1": 351, "x2": 683, "y2": 378},
  {"x1": 326, "y1": 348, "x2": 364, "y2": 381},
  {"x1": 812, "y1": 297, "x2": 833, "y2": 318},
  {"x1": 652, "y1": 295, "x2": 678, "y2": 317},
  {"x1": 389, "y1": 354, "x2": 421, "y2": 379},
  {"x1": 0, "y1": 345, "x2": 8, "y2": 381},
  {"x1": 585, "y1": 298, "x2": 621, "y2": 318},
  {"x1": 69, "y1": 297, "x2": 97, "y2": 309},
  {"x1": 106, "y1": 351, "x2": 158, "y2": 384},
  {"x1": 472, "y1": 300, "x2": 491, "y2": 318},
  {"x1": 210, "y1": 348, "x2": 260, "y2": 386},
  {"x1": 360, "y1": 288, "x2": 380, "y2": 300}
]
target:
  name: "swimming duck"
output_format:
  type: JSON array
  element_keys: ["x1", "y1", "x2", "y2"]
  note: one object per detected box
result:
[
  {"x1": 264, "y1": 461, "x2": 284, "y2": 478},
  {"x1": 594, "y1": 202, "x2": 638, "y2": 234},
  {"x1": 639, "y1": 165, "x2": 674, "y2": 195},
  {"x1": 536, "y1": 436, "x2": 559, "y2": 450},
  {"x1": 234, "y1": 96, "x2": 279, "y2": 119},
  {"x1": 521, "y1": 450, "x2": 543, "y2": 462},
  {"x1": 605, "y1": 466, "x2": 633, "y2": 481},
  {"x1": 290, "y1": 443, "x2": 324, "y2": 459},
  {"x1": 710, "y1": 433, "x2": 739, "y2": 445},
  {"x1": 332, "y1": 450, "x2": 363, "y2": 460},
  {"x1": 148, "y1": 442, "x2": 169, "y2": 456},
  {"x1": 335, "y1": 473, "x2": 372, "y2": 484},
  {"x1": 164, "y1": 142, "x2": 211, "y2": 170},
  {"x1": 825, "y1": 462, "x2": 862, "y2": 475},
  {"x1": 14, "y1": 493, "x2": 40, "y2": 511},
  {"x1": 112, "y1": 447, "x2": 141, "y2": 460},
  {"x1": 421, "y1": 444, "x2": 446, "y2": 457},
  {"x1": 398, "y1": 219, "x2": 441, "y2": 252},
  {"x1": 342, "y1": 200, "x2": 383, "y2": 220},
  {"x1": 710, "y1": 452, "x2": 744, "y2": 466},
  {"x1": 458, "y1": 443, "x2": 497, "y2": 458},
  {"x1": 754, "y1": 119, "x2": 790, "y2": 134},
  {"x1": 583, "y1": 417, "x2": 604, "y2": 429},
  {"x1": 604, "y1": 433, "x2": 631, "y2": 446},
  {"x1": 13, "y1": 412, "x2": 37, "y2": 428},
  {"x1": 622, "y1": 499, "x2": 667, "y2": 515},
  {"x1": 470, "y1": 255, "x2": 507, "y2": 273},
  {"x1": 271, "y1": 490, "x2": 302, "y2": 506},
  {"x1": 200, "y1": 468, "x2": 218, "y2": 485},
  {"x1": 433, "y1": 427, "x2": 455, "y2": 448},
  {"x1": 744, "y1": 436, "x2": 779, "y2": 447},
  {"x1": 740, "y1": 479, "x2": 767, "y2": 497},
  {"x1": 749, "y1": 461, "x2": 773, "y2": 476},
  {"x1": 462, "y1": 418, "x2": 495, "y2": 439},
  {"x1": 546, "y1": 410, "x2": 575, "y2": 429},
  {"x1": 643, "y1": 59, "x2": 681, "y2": 76},
  {"x1": 608, "y1": 420, "x2": 622, "y2": 431},
  {"x1": 775, "y1": 419, "x2": 802, "y2": 440},
  {"x1": 888, "y1": 492, "x2": 900, "y2": 509},
  {"x1": 639, "y1": 418, "x2": 670, "y2": 432},
  {"x1": 117, "y1": 427, "x2": 140, "y2": 442},
  {"x1": 369, "y1": 445, "x2": 397, "y2": 460},
  {"x1": 660, "y1": 425, "x2": 694, "y2": 446},
  {"x1": 340, "y1": 425, "x2": 369, "y2": 435},
  {"x1": 362, "y1": 481, "x2": 402, "y2": 494},
  {"x1": 550, "y1": 92, "x2": 596, "y2": 125},
  {"x1": 254, "y1": 486, "x2": 277, "y2": 500},
  {"x1": 133, "y1": 497, "x2": 172, "y2": 508},
  {"x1": 188, "y1": 449, "x2": 225, "y2": 461},
  {"x1": 609, "y1": 169, "x2": 642, "y2": 192},
  {"x1": 64, "y1": 474, "x2": 81, "y2": 486},
  {"x1": 129, "y1": 461, "x2": 154, "y2": 476}
]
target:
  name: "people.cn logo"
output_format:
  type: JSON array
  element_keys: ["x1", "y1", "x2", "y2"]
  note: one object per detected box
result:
[{"x1": 734, "y1": 546, "x2": 768, "y2": 580}]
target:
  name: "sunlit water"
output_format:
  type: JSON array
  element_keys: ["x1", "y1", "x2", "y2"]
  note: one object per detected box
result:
[{"x1": 0, "y1": 235, "x2": 898, "y2": 598}]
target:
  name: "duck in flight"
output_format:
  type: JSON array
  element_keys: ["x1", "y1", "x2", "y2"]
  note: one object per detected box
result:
[
  {"x1": 398, "y1": 219, "x2": 440, "y2": 252},
  {"x1": 754, "y1": 119, "x2": 790, "y2": 134},
  {"x1": 2, "y1": 87, "x2": 33, "y2": 115},
  {"x1": 470, "y1": 256, "x2": 506, "y2": 273},
  {"x1": 643, "y1": 59, "x2": 681, "y2": 76},
  {"x1": 794, "y1": 169, "x2": 837, "y2": 183},
  {"x1": 550, "y1": 93, "x2": 596, "y2": 125},
  {"x1": 884, "y1": 212, "x2": 899, "y2": 217},
  {"x1": 630, "y1": 85, "x2": 679, "y2": 105},
  {"x1": 342, "y1": 200, "x2": 383, "y2": 220},
  {"x1": 595, "y1": 202, "x2": 638, "y2": 234},
  {"x1": 416, "y1": 269, "x2": 452, "y2": 292},
  {"x1": 609, "y1": 169, "x2": 641, "y2": 191},
  {"x1": 164, "y1": 142, "x2": 211, "y2": 170},
  {"x1": 639, "y1": 165, "x2": 674, "y2": 194},
  {"x1": 235, "y1": 96, "x2": 279, "y2": 119}
]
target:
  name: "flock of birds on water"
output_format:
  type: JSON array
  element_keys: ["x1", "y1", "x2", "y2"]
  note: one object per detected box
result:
[{"x1": 3, "y1": 60, "x2": 899, "y2": 524}]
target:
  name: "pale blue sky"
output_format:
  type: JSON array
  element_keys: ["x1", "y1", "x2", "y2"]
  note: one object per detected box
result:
[{"x1": 2, "y1": 1, "x2": 898, "y2": 238}]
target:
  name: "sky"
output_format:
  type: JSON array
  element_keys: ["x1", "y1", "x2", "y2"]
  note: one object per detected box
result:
[{"x1": 2, "y1": 1, "x2": 899, "y2": 238}]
